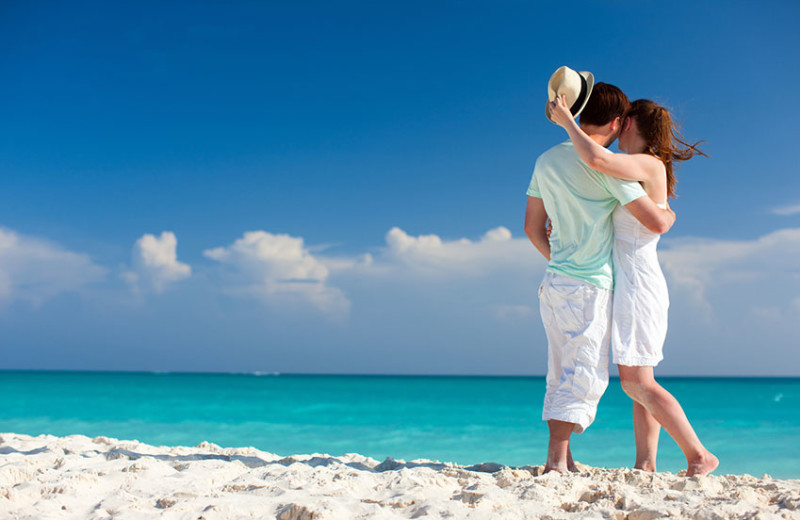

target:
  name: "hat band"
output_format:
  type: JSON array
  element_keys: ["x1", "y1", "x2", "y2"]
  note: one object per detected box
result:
[{"x1": 570, "y1": 75, "x2": 588, "y2": 116}]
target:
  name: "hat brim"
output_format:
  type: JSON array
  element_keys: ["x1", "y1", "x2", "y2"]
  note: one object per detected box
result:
[{"x1": 545, "y1": 71, "x2": 595, "y2": 124}]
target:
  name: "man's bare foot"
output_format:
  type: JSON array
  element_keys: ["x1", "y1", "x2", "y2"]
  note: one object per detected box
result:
[
  {"x1": 634, "y1": 460, "x2": 657, "y2": 472},
  {"x1": 543, "y1": 464, "x2": 567, "y2": 474},
  {"x1": 686, "y1": 451, "x2": 719, "y2": 477},
  {"x1": 567, "y1": 450, "x2": 578, "y2": 472}
]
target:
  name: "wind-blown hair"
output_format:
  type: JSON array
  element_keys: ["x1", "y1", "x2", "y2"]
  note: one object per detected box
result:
[{"x1": 628, "y1": 99, "x2": 707, "y2": 198}]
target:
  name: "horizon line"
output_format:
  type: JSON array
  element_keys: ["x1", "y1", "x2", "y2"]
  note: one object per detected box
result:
[{"x1": 0, "y1": 369, "x2": 798, "y2": 379}]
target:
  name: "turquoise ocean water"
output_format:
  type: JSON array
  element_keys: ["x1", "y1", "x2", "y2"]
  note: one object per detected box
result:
[{"x1": 1, "y1": 372, "x2": 797, "y2": 479}]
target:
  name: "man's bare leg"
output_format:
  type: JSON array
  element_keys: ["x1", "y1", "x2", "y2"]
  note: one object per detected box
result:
[
  {"x1": 545, "y1": 419, "x2": 575, "y2": 473},
  {"x1": 632, "y1": 401, "x2": 660, "y2": 472},
  {"x1": 619, "y1": 365, "x2": 719, "y2": 476}
]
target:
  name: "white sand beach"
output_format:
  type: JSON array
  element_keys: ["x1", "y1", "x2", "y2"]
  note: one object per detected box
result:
[{"x1": 1, "y1": 433, "x2": 798, "y2": 520}]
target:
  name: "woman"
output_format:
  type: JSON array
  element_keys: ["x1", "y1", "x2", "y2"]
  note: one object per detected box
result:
[{"x1": 549, "y1": 95, "x2": 719, "y2": 476}]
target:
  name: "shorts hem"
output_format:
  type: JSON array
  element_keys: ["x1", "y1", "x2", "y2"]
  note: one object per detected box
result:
[
  {"x1": 542, "y1": 410, "x2": 594, "y2": 434},
  {"x1": 614, "y1": 356, "x2": 663, "y2": 367}
]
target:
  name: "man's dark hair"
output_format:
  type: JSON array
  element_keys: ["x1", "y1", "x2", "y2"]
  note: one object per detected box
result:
[{"x1": 579, "y1": 82, "x2": 631, "y2": 127}]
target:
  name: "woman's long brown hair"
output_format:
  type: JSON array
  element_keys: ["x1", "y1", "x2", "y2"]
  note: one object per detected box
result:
[{"x1": 627, "y1": 99, "x2": 707, "y2": 198}]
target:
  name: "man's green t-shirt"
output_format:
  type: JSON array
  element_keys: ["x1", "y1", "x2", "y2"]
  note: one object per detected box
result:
[{"x1": 527, "y1": 141, "x2": 646, "y2": 290}]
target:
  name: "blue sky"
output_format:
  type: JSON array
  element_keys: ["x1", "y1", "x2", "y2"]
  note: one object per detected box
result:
[{"x1": 1, "y1": 1, "x2": 798, "y2": 375}]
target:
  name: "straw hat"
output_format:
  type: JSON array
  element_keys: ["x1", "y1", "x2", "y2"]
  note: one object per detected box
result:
[{"x1": 545, "y1": 66, "x2": 594, "y2": 123}]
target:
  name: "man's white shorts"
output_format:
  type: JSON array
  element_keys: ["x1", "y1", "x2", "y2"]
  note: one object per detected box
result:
[{"x1": 539, "y1": 272, "x2": 611, "y2": 433}]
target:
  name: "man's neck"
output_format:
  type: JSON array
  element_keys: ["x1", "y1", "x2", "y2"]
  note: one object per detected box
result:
[{"x1": 579, "y1": 125, "x2": 613, "y2": 148}]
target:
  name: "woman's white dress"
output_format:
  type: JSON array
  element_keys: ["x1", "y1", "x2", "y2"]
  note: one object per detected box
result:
[{"x1": 611, "y1": 202, "x2": 669, "y2": 366}]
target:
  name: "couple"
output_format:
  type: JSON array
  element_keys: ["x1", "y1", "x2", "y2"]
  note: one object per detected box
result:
[{"x1": 524, "y1": 66, "x2": 718, "y2": 476}]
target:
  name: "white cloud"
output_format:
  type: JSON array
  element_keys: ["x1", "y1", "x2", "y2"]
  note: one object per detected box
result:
[
  {"x1": 771, "y1": 204, "x2": 800, "y2": 216},
  {"x1": 5, "y1": 221, "x2": 799, "y2": 375},
  {"x1": 0, "y1": 227, "x2": 106, "y2": 306},
  {"x1": 657, "y1": 227, "x2": 800, "y2": 364},
  {"x1": 318, "y1": 226, "x2": 545, "y2": 350},
  {"x1": 124, "y1": 231, "x2": 191, "y2": 293},
  {"x1": 367, "y1": 226, "x2": 541, "y2": 277},
  {"x1": 660, "y1": 228, "x2": 800, "y2": 313},
  {"x1": 493, "y1": 304, "x2": 536, "y2": 322},
  {"x1": 204, "y1": 231, "x2": 350, "y2": 318},
  {"x1": 324, "y1": 225, "x2": 800, "y2": 375},
  {"x1": 652, "y1": 228, "x2": 800, "y2": 375},
  {"x1": 200, "y1": 226, "x2": 543, "y2": 320}
]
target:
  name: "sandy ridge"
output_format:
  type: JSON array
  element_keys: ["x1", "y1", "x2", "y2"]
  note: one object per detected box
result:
[{"x1": 1, "y1": 433, "x2": 798, "y2": 519}]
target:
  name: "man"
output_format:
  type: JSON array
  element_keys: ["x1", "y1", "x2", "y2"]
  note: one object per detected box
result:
[{"x1": 524, "y1": 77, "x2": 675, "y2": 473}]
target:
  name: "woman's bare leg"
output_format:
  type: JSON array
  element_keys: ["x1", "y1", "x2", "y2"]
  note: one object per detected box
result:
[
  {"x1": 632, "y1": 401, "x2": 660, "y2": 471},
  {"x1": 618, "y1": 365, "x2": 718, "y2": 476}
]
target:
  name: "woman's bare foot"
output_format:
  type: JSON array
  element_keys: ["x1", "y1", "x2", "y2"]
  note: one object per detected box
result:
[
  {"x1": 686, "y1": 451, "x2": 719, "y2": 476},
  {"x1": 634, "y1": 461, "x2": 657, "y2": 472}
]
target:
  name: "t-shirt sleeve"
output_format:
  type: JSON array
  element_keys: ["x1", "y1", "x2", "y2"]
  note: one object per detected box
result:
[
  {"x1": 526, "y1": 160, "x2": 542, "y2": 198},
  {"x1": 602, "y1": 175, "x2": 646, "y2": 205}
]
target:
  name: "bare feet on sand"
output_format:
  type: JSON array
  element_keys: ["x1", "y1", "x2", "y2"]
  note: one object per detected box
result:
[
  {"x1": 634, "y1": 461, "x2": 657, "y2": 472},
  {"x1": 544, "y1": 445, "x2": 579, "y2": 474},
  {"x1": 544, "y1": 452, "x2": 579, "y2": 474},
  {"x1": 686, "y1": 451, "x2": 719, "y2": 477},
  {"x1": 567, "y1": 450, "x2": 578, "y2": 472}
]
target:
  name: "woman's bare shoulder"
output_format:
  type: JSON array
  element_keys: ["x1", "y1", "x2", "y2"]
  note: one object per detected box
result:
[{"x1": 630, "y1": 153, "x2": 666, "y2": 178}]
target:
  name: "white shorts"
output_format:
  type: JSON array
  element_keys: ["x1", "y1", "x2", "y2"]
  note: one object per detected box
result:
[{"x1": 538, "y1": 272, "x2": 611, "y2": 433}]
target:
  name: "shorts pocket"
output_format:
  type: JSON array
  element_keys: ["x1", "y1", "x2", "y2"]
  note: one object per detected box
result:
[{"x1": 550, "y1": 283, "x2": 587, "y2": 333}]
